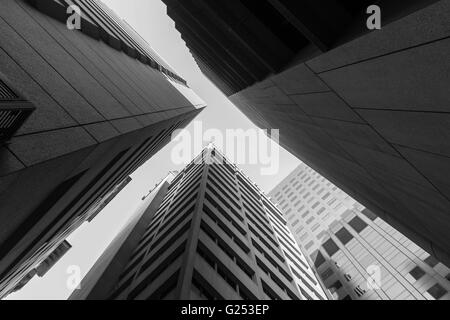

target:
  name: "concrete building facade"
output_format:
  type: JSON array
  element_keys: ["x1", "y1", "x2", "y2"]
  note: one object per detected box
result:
[
  {"x1": 71, "y1": 147, "x2": 327, "y2": 300},
  {"x1": 270, "y1": 164, "x2": 450, "y2": 300},
  {"x1": 162, "y1": 0, "x2": 450, "y2": 265},
  {"x1": 0, "y1": 0, "x2": 205, "y2": 298}
]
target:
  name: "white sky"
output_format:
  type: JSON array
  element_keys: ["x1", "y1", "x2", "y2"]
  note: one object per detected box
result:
[{"x1": 5, "y1": 0, "x2": 300, "y2": 300}]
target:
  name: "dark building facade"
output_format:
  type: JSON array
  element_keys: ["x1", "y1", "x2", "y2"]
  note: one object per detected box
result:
[
  {"x1": 70, "y1": 146, "x2": 327, "y2": 300},
  {"x1": 163, "y1": 0, "x2": 450, "y2": 265},
  {"x1": 0, "y1": 0, "x2": 205, "y2": 298}
]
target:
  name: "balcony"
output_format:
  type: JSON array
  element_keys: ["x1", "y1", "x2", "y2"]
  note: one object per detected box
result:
[{"x1": 0, "y1": 79, "x2": 34, "y2": 144}]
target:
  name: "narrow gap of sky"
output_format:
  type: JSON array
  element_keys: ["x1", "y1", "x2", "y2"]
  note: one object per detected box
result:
[{"x1": 6, "y1": 0, "x2": 301, "y2": 300}]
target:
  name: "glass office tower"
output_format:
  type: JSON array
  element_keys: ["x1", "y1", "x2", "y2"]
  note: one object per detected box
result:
[{"x1": 270, "y1": 164, "x2": 450, "y2": 300}]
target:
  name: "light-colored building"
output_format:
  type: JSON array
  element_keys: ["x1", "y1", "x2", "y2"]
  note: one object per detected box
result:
[{"x1": 269, "y1": 164, "x2": 450, "y2": 300}]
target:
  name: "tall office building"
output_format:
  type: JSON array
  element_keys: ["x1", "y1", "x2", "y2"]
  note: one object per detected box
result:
[
  {"x1": 269, "y1": 164, "x2": 450, "y2": 300},
  {"x1": 0, "y1": 0, "x2": 205, "y2": 298},
  {"x1": 71, "y1": 146, "x2": 327, "y2": 300},
  {"x1": 163, "y1": 0, "x2": 450, "y2": 265}
]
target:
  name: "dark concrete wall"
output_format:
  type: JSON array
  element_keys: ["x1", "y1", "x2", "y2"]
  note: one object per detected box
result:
[
  {"x1": 229, "y1": 1, "x2": 450, "y2": 264},
  {"x1": 0, "y1": 0, "x2": 204, "y2": 292}
]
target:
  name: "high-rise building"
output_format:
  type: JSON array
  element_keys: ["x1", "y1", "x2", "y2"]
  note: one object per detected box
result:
[
  {"x1": 269, "y1": 164, "x2": 450, "y2": 300},
  {"x1": 0, "y1": 0, "x2": 205, "y2": 298},
  {"x1": 162, "y1": 0, "x2": 450, "y2": 265},
  {"x1": 71, "y1": 146, "x2": 327, "y2": 300}
]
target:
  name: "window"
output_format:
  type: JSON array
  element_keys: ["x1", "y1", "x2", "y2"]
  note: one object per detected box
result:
[
  {"x1": 295, "y1": 226, "x2": 304, "y2": 234},
  {"x1": 301, "y1": 210, "x2": 310, "y2": 218},
  {"x1": 424, "y1": 256, "x2": 439, "y2": 268},
  {"x1": 327, "y1": 198, "x2": 336, "y2": 206},
  {"x1": 409, "y1": 266, "x2": 425, "y2": 280},
  {"x1": 305, "y1": 240, "x2": 314, "y2": 250},
  {"x1": 328, "y1": 280, "x2": 342, "y2": 293},
  {"x1": 322, "y1": 239, "x2": 339, "y2": 256},
  {"x1": 427, "y1": 283, "x2": 447, "y2": 300},
  {"x1": 287, "y1": 214, "x2": 296, "y2": 221},
  {"x1": 335, "y1": 228, "x2": 353, "y2": 245},
  {"x1": 348, "y1": 216, "x2": 368, "y2": 233},
  {"x1": 191, "y1": 278, "x2": 217, "y2": 300},
  {"x1": 310, "y1": 250, "x2": 326, "y2": 268},
  {"x1": 262, "y1": 282, "x2": 282, "y2": 300},
  {"x1": 361, "y1": 208, "x2": 377, "y2": 220},
  {"x1": 320, "y1": 268, "x2": 334, "y2": 280},
  {"x1": 321, "y1": 192, "x2": 330, "y2": 200},
  {"x1": 354, "y1": 286, "x2": 366, "y2": 297},
  {"x1": 317, "y1": 207, "x2": 326, "y2": 215},
  {"x1": 306, "y1": 216, "x2": 314, "y2": 225},
  {"x1": 311, "y1": 201, "x2": 320, "y2": 209},
  {"x1": 299, "y1": 232, "x2": 309, "y2": 242},
  {"x1": 316, "y1": 231, "x2": 327, "y2": 240},
  {"x1": 291, "y1": 219, "x2": 300, "y2": 227}
]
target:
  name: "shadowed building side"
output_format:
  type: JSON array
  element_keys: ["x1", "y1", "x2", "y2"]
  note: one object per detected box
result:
[
  {"x1": 70, "y1": 175, "x2": 173, "y2": 300},
  {"x1": 162, "y1": 0, "x2": 450, "y2": 265},
  {"x1": 0, "y1": 0, "x2": 205, "y2": 298},
  {"x1": 70, "y1": 147, "x2": 328, "y2": 300}
]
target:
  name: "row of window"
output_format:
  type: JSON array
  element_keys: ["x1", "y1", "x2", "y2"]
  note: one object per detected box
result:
[{"x1": 196, "y1": 242, "x2": 256, "y2": 300}]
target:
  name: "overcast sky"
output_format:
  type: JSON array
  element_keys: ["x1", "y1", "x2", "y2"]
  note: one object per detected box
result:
[{"x1": 6, "y1": 0, "x2": 300, "y2": 300}]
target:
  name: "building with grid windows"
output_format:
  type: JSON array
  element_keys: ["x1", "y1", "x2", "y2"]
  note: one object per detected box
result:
[
  {"x1": 71, "y1": 146, "x2": 327, "y2": 300},
  {"x1": 269, "y1": 164, "x2": 450, "y2": 300},
  {"x1": 0, "y1": 0, "x2": 204, "y2": 299},
  {"x1": 163, "y1": 0, "x2": 450, "y2": 267}
]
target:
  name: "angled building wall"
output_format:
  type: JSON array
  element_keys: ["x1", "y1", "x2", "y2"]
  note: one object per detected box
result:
[
  {"x1": 163, "y1": 0, "x2": 450, "y2": 265},
  {"x1": 0, "y1": 0, "x2": 205, "y2": 298},
  {"x1": 70, "y1": 147, "x2": 327, "y2": 300}
]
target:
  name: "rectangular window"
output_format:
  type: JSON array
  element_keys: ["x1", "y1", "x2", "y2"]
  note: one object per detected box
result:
[
  {"x1": 306, "y1": 216, "x2": 314, "y2": 225},
  {"x1": 361, "y1": 208, "x2": 377, "y2": 220},
  {"x1": 409, "y1": 266, "x2": 426, "y2": 280},
  {"x1": 310, "y1": 250, "x2": 326, "y2": 268},
  {"x1": 320, "y1": 268, "x2": 334, "y2": 280},
  {"x1": 427, "y1": 283, "x2": 447, "y2": 300},
  {"x1": 305, "y1": 240, "x2": 314, "y2": 250},
  {"x1": 348, "y1": 216, "x2": 368, "y2": 233},
  {"x1": 424, "y1": 256, "x2": 439, "y2": 268},
  {"x1": 322, "y1": 239, "x2": 339, "y2": 256},
  {"x1": 328, "y1": 280, "x2": 342, "y2": 293},
  {"x1": 321, "y1": 192, "x2": 330, "y2": 200},
  {"x1": 335, "y1": 227, "x2": 353, "y2": 245}
]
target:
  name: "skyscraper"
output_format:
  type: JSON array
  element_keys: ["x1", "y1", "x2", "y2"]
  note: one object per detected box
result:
[
  {"x1": 162, "y1": 0, "x2": 450, "y2": 265},
  {"x1": 0, "y1": 0, "x2": 204, "y2": 298},
  {"x1": 269, "y1": 164, "x2": 450, "y2": 300},
  {"x1": 71, "y1": 146, "x2": 327, "y2": 300}
]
